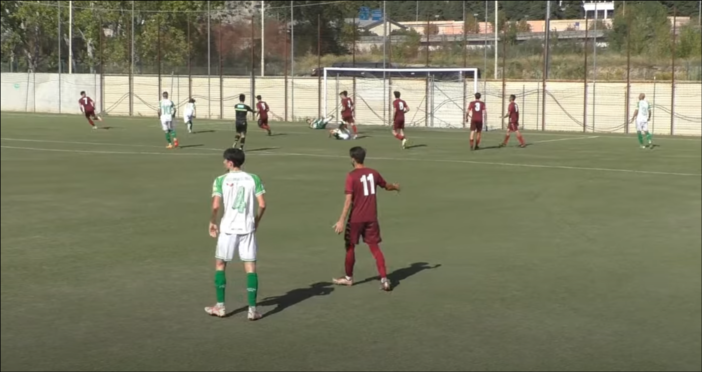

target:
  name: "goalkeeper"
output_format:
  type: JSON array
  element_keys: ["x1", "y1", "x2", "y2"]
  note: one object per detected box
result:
[{"x1": 307, "y1": 115, "x2": 334, "y2": 129}]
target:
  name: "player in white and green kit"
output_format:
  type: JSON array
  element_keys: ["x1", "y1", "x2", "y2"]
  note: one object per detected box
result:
[
  {"x1": 307, "y1": 115, "x2": 334, "y2": 129},
  {"x1": 183, "y1": 98, "x2": 196, "y2": 133},
  {"x1": 206, "y1": 148, "x2": 267, "y2": 321},
  {"x1": 630, "y1": 93, "x2": 653, "y2": 149},
  {"x1": 158, "y1": 91, "x2": 179, "y2": 148}
]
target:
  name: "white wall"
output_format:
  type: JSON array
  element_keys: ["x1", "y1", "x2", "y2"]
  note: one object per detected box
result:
[
  {"x1": 1, "y1": 73, "x2": 102, "y2": 114},
  {"x1": 2, "y1": 73, "x2": 700, "y2": 136}
]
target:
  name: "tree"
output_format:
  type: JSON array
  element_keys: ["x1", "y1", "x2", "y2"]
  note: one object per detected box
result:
[
  {"x1": 608, "y1": 1, "x2": 672, "y2": 58},
  {"x1": 464, "y1": 13, "x2": 479, "y2": 34}
]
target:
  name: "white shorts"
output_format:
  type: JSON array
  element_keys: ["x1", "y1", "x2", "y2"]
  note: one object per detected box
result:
[
  {"x1": 161, "y1": 118, "x2": 174, "y2": 131},
  {"x1": 636, "y1": 118, "x2": 649, "y2": 132},
  {"x1": 184, "y1": 113, "x2": 194, "y2": 122},
  {"x1": 215, "y1": 232, "x2": 257, "y2": 262}
]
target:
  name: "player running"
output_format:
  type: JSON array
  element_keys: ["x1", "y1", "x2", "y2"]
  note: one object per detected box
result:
[
  {"x1": 630, "y1": 93, "x2": 653, "y2": 149},
  {"x1": 205, "y1": 147, "x2": 266, "y2": 321},
  {"x1": 499, "y1": 94, "x2": 526, "y2": 148},
  {"x1": 308, "y1": 115, "x2": 335, "y2": 129},
  {"x1": 78, "y1": 91, "x2": 103, "y2": 129},
  {"x1": 184, "y1": 98, "x2": 196, "y2": 133},
  {"x1": 333, "y1": 146, "x2": 401, "y2": 291},
  {"x1": 159, "y1": 91, "x2": 179, "y2": 149},
  {"x1": 340, "y1": 91, "x2": 358, "y2": 139},
  {"x1": 329, "y1": 123, "x2": 353, "y2": 140},
  {"x1": 392, "y1": 91, "x2": 409, "y2": 149},
  {"x1": 255, "y1": 95, "x2": 272, "y2": 136},
  {"x1": 234, "y1": 94, "x2": 256, "y2": 151},
  {"x1": 466, "y1": 92, "x2": 486, "y2": 151}
]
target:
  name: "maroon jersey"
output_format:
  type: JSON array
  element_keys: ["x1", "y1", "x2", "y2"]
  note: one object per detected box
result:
[
  {"x1": 341, "y1": 97, "x2": 354, "y2": 115},
  {"x1": 508, "y1": 102, "x2": 519, "y2": 123},
  {"x1": 468, "y1": 100, "x2": 485, "y2": 122},
  {"x1": 79, "y1": 96, "x2": 95, "y2": 112},
  {"x1": 256, "y1": 101, "x2": 269, "y2": 119},
  {"x1": 393, "y1": 99, "x2": 408, "y2": 121},
  {"x1": 345, "y1": 167, "x2": 387, "y2": 223}
]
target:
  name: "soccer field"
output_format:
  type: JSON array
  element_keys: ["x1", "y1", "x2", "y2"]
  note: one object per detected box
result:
[{"x1": 1, "y1": 112, "x2": 701, "y2": 371}]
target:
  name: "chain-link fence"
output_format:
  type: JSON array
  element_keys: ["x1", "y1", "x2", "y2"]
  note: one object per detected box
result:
[{"x1": 1, "y1": 1, "x2": 700, "y2": 135}]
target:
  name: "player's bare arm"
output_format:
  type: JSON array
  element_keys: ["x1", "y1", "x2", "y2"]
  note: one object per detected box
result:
[
  {"x1": 209, "y1": 196, "x2": 221, "y2": 238},
  {"x1": 630, "y1": 108, "x2": 639, "y2": 123},
  {"x1": 255, "y1": 194, "x2": 266, "y2": 230},
  {"x1": 334, "y1": 194, "x2": 353, "y2": 234},
  {"x1": 383, "y1": 183, "x2": 401, "y2": 192}
]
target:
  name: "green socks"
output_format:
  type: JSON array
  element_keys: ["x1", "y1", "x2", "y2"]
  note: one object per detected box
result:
[
  {"x1": 646, "y1": 132, "x2": 653, "y2": 144},
  {"x1": 171, "y1": 129, "x2": 177, "y2": 138},
  {"x1": 215, "y1": 270, "x2": 226, "y2": 304},
  {"x1": 165, "y1": 131, "x2": 172, "y2": 144},
  {"x1": 247, "y1": 273, "x2": 258, "y2": 307},
  {"x1": 637, "y1": 132, "x2": 644, "y2": 145}
]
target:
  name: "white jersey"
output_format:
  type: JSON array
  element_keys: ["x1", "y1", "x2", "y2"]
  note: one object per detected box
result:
[
  {"x1": 159, "y1": 99, "x2": 175, "y2": 121},
  {"x1": 637, "y1": 100, "x2": 650, "y2": 121},
  {"x1": 212, "y1": 171, "x2": 265, "y2": 235},
  {"x1": 184, "y1": 102, "x2": 195, "y2": 117},
  {"x1": 332, "y1": 128, "x2": 351, "y2": 140}
]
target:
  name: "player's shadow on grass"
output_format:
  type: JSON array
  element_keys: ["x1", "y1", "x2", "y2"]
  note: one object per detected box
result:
[
  {"x1": 355, "y1": 262, "x2": 441, "y2": 290},
  {"x1": 270, "y1": 133, "x2": 288, "y2": 137},
  {"x1": 224, "y1": 281, "x2": 335, "y2": 319},
  {"x1": 247, "y1": 147, "x2": 280, "y2": 152},
  {"x1": 406, "y1": 144, "x2": 427, "y2": 149},
  {"x1": 193, "y1": 130, "x2": 215, "y2": 134},
  {"x1": 179, "y1": 144, "x2": 204, "y2": 149}
]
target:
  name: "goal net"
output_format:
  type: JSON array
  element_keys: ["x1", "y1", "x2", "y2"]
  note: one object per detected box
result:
[{"x1": 323, "y1": 67, "x2": 479, "y2": 129}]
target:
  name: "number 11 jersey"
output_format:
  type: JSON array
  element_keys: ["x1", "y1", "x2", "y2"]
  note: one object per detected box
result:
[
  {"x1": 345, "y1": 168, "x2": 387, "y2": 223},
  {"x1": 212, "y1": 171, "x2": 266, "y2": 234}
]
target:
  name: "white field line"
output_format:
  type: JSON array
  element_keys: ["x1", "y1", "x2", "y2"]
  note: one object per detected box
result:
[
  {"x1": 2, "y1": 139, "x2": 700, "y2": 178},
  {"x1": 533, "y1": 136, "x2": 600, "y2": 144}
]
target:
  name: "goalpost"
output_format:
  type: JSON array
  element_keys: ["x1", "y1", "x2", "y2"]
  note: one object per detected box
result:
[{"x1": 323, "y1": 67, "x2": 479, "y2": 129}]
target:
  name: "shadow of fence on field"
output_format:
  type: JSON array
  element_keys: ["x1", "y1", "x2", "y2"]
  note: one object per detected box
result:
[{"x1": 355, "y1": 262, "x2": 442, "y2": 290}]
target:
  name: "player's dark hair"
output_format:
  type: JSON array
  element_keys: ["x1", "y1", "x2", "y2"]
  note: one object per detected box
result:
[
  {"x1": 163, "y1": 91, "x2": 169, "y2": 98},
  {"x1": 80, "y1": 91, "x2": 86, "y2": 95},
  {"x1": 474, "y1": 92, "x2": 481, "y2": 99},
  {"x1": 349, "y1": 146, "x2": 366, "y2": 164},
  {"x1": 340, "y1": 91, "x2": 348, "y2": 97},
  {"x1": 223, "y1": 147, "x2": 245, "y2": 167},
  {"x1": 394, "y1": 91, "x2": 400, "y2": 98},
  {"x1": 510, "y1": 94, "x2": 516, "y2": 100},
  {"x1": 239, "y1": 94, "x2": 245, "y2": 102},
  {"x1": 189, "y1": 98, "x2": 195, "y2": 103},
  {"x1": 256, "y1": 95, "x2": 262, "y2": 100}
]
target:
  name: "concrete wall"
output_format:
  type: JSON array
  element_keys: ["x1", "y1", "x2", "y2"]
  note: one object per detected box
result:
[
  {"x1": 2, "y1": 73, "x2": 700, "y2": 136},
  {"x1": 1, "y1": 73, "x2": 103, "y2": 114}
]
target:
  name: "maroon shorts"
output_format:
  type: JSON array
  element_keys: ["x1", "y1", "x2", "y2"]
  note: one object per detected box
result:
[
  {"x1": 84, "y1": 109, "x2": 96, "y2": 119},
  {"x1": 393, "y1": 119, "x2": 405, "y2": 130},
  {"x1": 508, "y1": 122, "x2": 519, "y2": 131},
  {"x1": 258, "y1": 117, "x2": 268, "y2": 127},
  {"x1": 342, "y1": 113, "x2": 355, "y2": 124},
  {"x1": 470, "y1": 120, "x2": 483, "y2": 132},
  {"x1": 345, "y1": 220, "x2": 382, "y2": 246}
]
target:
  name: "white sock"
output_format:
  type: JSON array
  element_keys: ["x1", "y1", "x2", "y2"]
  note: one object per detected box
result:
[{"x1": 216, "y1": 302, "x2": 224, "y2": 307}]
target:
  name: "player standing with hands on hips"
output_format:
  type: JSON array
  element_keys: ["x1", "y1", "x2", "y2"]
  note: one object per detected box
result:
[
  {"x1": 206, "y1": 148, "x2": 266, "y2": 321},
  {"x1": 333, "y1": 147, "x2": 400, "y2": 291},
  {"x1": 630, "y1": 93, "x2": 654, "y2": 149},
  {"x1": 466, "y1": 93, "x2": 486, "y2": 151}
]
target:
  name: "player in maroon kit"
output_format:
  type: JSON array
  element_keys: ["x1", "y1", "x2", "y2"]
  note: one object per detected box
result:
[
  {"x1": 392, "y1": 91, "x2": 410, "y2": 149},
  {"x1": 333, "y1": 146, "x2": 401, "y2": 291},
  {"x1": 500, "y1": 94, "x2": 526, "y2": 148},
  {"x1": 255, "y1": 95, "x2": 272, "y2": 136},
  {"x1": 339, "y1": 91, "x2": 358, "y2": 139},
  {"x1": 466, "y1": 92, "x2": 486, "y2": 151},
  {"x1": 78, "y1": 91, "x2": 103, "y2": 129}
]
